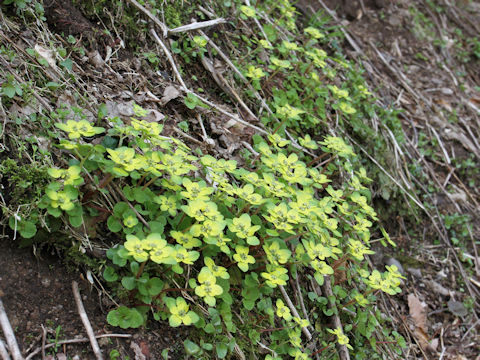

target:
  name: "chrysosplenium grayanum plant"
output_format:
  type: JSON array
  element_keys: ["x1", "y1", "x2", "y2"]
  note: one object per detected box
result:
[{"x1": 41, "y1": 105, "x2": 403, "y2": 359}]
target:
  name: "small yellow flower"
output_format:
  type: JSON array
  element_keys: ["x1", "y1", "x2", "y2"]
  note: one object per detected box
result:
[
  {"x1": 204, "y1": 257, "x2": 229, "y2": 279},
  {"x1": 270, "y1": 57, "x2": 292, "y2": 69},
  {"x1": 170, "y1": 231, "x2": 201, "y2": 249},
  {"x1": 173, "y1": 245, "x2": 199, "y2": 265},
  {"x1": 282, "y1": 40, "x2": 300, "y2": 51},
  {"x1": 239, "y1": 5, "x2": 256, "y2": 17},
  {"x1": 55, "y1": 120, "x2": 104, "y2": 139},
  {"x1": 261, "y1": 266, "x2": 288, "y2": 288},
  {"x1": 339, "y1": 101, "x2": 356, "y2": 114},
  {"x1": 304, "y1": 26, "x2": 324, "y2": 39},
  {"x1": 166, "y1": 297, "x2": 199, "y2": 327},
  {"x1": 194, "y1": 267, "x2": 223, "y2": 305},
  {"x1": 328, "y1": 327, "x2": 352, "y2": 349},
  {"x1": 275, "y1": 299, "x2": 292, "y2": 320},
  {"x1": 263, "y1": 241, "x2": 291, "y2": 265},
  {"x1": 228, "y1": 214, "x2": 260, "y2": 239},
  {"x1": 245, "y1": 66, "x2": 267, "y2": 80},
  {"x1": 233, "y1": 246, "x2": 255, "y2": 272},
  {"x1": 124, "y1": 235, "x2": 149, "y2": 262},
  {"x1": 348, "y1": 239, "x2": 374, "y2": 261}
]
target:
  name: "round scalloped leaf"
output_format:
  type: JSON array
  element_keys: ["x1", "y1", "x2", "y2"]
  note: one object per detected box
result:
[
  {"x1": 107, "y1": 306, "x2": 143, "y2": 329},
  {"x1": 107, "y1": 216, "x2": 122, "y2": 233}
]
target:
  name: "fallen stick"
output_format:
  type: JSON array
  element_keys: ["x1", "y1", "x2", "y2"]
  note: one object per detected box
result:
[
  {"x1": 25, "y1": 334, "x2": 132, "y2": 360},
  {"x1": 0, "y1": 338, "x2": 11, "y2": 360},
  {"x1": 72, "y1": 281, "x2": 103, "y2": 360},
  {"x1": 169, "y1": 18, "x2": 226, "y2": 34},
  {"x1": 126, "y1": 0, "x2": 169, "y2": 37},
  {"x1": 40, "y1": 325, "x2": 46, "y2": 360},
  {"x1": 279, "y1": 285, "x2": 312, "y2": 340},
  {"x1": 0, "y1": 297, "x2": 23, "y2": 360},
  {"x1": 322, "y1": 277, "x2": 350, "y2": 360}
]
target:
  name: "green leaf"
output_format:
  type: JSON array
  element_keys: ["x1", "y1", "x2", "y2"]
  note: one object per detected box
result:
[
  {"x1": 133, "y1": 187, "x2": 148, "y2": 203},
  {"x1": 201, "y1": 343, "x2": 213, "y2": 351},
  {"x1": 314, "y1": 271, "x2": 325, "y2": 286},
  {"x1": 103, "y1": 266, "x2": 118, "y2": 282},
  {"x1": 63, "y1": 185, "x2": 78, "y2": 199},
  {"x1": 204, "y1": 323, "x2": 215, "y2": 334},
  {"x1": 323, "y1": 308, "x2": 334, "y2": 316},
  {"x1": 161, "y1": 349, "x2": 169, "y2": 359},
  {"x1": 46, "y1": 82, "x2": 61, "y2": 90},
  {"x1": 138, "y1": 277, "x2": 164, "y2": 296},
  {"x1": 121, "y1": 276, "x2": 136, "y2": 290},
  {"x1": 246, "y1": 236, "x2": 260, "y2": 245},
  {"x1": 47, "y1": 206, "x2": 62, "y2": 217},
  {"x1": 101, "y1": 136, "x2": 119, "y2": 149},
  {"x1": 130, "y1": 261, "x2": 140, "y2": 274},
  {"x1": 113, "y1": 202, "x2": 129, "y2": 216},
  {"x1": 242, "y1": 299, "x2": 255, "y2": 310},
  {"x1": 216, "y1": 343, "x2": 228, "y2": 359},
  {"x1": 107, "y1": 306, "x2": 143, "y2": 329},
  {"x1": 184, "y1": 93, "x2": 199, "y2": 110},
  {"x1": 60, "y1": 58, "x2": 73, "y2": 71},
  {"x1": 148, "y1": 221, "x2": 164, "y2": 234},
  {"x1": 19, "y1": 221, "x2": 37, "y2": 239},
  {"x1": 184, "y1": 340, "x2": 202, "y2": 356},
  {"x1": 2, "y1": 83, "x2": 16, "y2": 98},
  {"x1": 107, "y1": 216, "x2": 122, "y2": 232},
  {"x1": 98, "y1": 103, "x2": 108, "y2": 120},
  {"x1": 69, "y1": 215, "x2": 83, "y2": 227}
]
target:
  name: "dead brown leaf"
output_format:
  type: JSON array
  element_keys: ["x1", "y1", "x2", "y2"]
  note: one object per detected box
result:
[
  {"x1": 408, "y1": 293, "x2": 433, "y2": 351},
  {"x1": 161, "y1": 85, "x2": 181, "y2": 105},
  {"x1": 408, "y1": 293, "x2": 427, "y2": 331},
  {"x1": 35, "y1": 44, "x2": 56, "y2": 68}
]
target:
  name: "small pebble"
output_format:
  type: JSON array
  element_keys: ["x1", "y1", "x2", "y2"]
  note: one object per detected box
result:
[{"x1": 407, "y1": 267, "x2": 422, "y2": 278}]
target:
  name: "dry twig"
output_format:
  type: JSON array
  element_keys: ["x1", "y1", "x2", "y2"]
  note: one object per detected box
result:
[
  {"x1": 25, "y1": 334, "x2": 131, "y2": 360},
  {"x1": 72, "y1": 281, "x2": 103, "y2": 360},
  {"x1": 322, "y1": 277, "x2": 350, "y2": 360},
  {"x1": 0, "y1": 297, "x2": 23, "y2": 360},
  {"x1": 0, "y1": 338, "x2": 11, "y2": 360},
  {"x1": 169, "y1": 18, "x2": 226, "y2": 34},
  {"x1": 279, "y1": 285, "x2": 312, "y2": 340}
]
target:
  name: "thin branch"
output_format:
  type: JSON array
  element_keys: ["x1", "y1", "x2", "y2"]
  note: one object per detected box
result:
[
  {"x1": 279, "y1": 285, "x2": 312, "y2": 340},
  {"x1": 169, "y1": 18, "x2": 226, "y2": 34},
  {"x1": 40, "y1": 325, "x2": 46, "y2": 360},
  {"x1": 25, "y1": 334, "x2": 132, "y2": 360},
  {"x1": 322, "y1": 277, "x2": 350, "y2": 360},
  {"x1": 0, "y1": 338, "x2": 11, "y2": 360},
  {"x1": 295, "y1": 274, "x2": 313, "y2": 332},
  {"x1": 72, "y1": 281, "x2": 103, "y2": 360},
  {"x1": 0, "y1": 297, "x2": 23, "y2": 360},
  {"x1": 150, "y1": 28, "x2": 187, "y2": 89},
  {"x1": 111, "y1": 183, "x2": 150, "y2": 230},
  {"x1": 126, "y1": 0, "x2": 169, "y2": 37}
]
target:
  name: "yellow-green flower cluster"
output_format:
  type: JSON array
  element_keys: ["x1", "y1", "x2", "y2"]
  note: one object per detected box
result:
[{"x1": 124, "y1": 233, "x2": 199, "y2": 265}]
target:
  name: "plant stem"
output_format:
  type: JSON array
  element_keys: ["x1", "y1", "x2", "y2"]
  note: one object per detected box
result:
[
  {"x1": 307, "y1": 152, "x2": 330, "y2": 167},
  {"x1": 142, "y1": 176, "x2": 160, "y2": 190},
  {"x1": 136, "y1": 260, "x2": 147, "y2": 279}
]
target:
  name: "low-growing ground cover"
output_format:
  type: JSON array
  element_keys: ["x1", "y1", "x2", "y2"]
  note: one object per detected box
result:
[{"x1": 0, "y1": 0, "x2": 478, "y2": 359}]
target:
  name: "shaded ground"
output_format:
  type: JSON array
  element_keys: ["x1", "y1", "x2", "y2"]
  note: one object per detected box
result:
[{"x1": 0, "y1": 238, "x2": 185, "y2": 359}]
